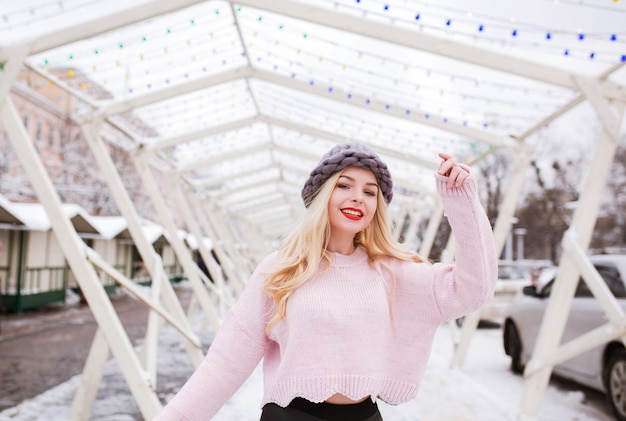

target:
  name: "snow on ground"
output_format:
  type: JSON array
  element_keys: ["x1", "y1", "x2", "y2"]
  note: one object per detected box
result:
[{"x1": 0, "y1": 320, "x2": 615, "y2": 421}]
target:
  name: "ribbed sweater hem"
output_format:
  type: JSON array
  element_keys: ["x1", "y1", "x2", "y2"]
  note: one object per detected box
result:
[{"x1": 263, "y1": 375, "x2": 419, "y2": 407}]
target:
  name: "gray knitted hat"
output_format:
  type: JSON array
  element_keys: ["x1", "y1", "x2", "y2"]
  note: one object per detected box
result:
[{"x1": 301, "y1": 142, "x2": 393, "y2": 207}]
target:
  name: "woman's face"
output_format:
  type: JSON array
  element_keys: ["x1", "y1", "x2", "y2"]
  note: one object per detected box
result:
[{"x1": 327, "y1": 167, "x2": 379, "y2": 239}]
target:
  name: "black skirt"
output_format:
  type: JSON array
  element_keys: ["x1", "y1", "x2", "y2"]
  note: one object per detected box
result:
[{"x1": 260, "y1": 397, "x2": 383, "y2": 421}]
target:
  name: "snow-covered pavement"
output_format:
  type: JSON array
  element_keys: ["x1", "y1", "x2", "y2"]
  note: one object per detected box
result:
[{"x1": 0, "y1": 316, "x2": 615, "y2": 421}]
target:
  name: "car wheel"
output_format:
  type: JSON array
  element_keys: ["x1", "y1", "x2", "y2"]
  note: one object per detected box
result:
[
  {"x1": 605, "y1": 348, "x2": 626, "y2": 421},
  {"x1": 503, "y1": 320, "x2": 524, "y2": 374}
]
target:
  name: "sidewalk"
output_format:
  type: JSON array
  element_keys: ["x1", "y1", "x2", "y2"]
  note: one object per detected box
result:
[{"x1": 0, "y1": 285, "x2": 192, "y2": 413}]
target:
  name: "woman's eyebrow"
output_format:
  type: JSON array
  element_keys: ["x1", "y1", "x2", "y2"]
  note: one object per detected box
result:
[{"x1": 339, "y1": 175, "x2": 379, "y2": 188}]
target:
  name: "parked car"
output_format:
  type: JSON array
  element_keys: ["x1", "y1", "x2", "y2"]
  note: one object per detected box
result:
[
  {"x1": 503, "y1": 254, "x2": 626, "y2": 420},
  {"x1": 468, "y1": 261, "x2": 550, "y2": 326}
]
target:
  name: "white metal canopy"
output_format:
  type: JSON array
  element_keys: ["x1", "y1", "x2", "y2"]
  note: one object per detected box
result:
[{"x1": 1, "y1": 0, "x2": 626, "y2": 418}]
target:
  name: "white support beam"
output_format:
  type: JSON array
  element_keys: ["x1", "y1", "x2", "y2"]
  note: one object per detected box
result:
[
  {"x1": 449, "y1": 143, "x2": 534, "y2": 368},
  {"x1": 193, "y1": 163, "x2": 276, "y2": 189},
  {"x1": 204, "y1": 206, "x2": 250, "y2": 290},
  {"x1": 253, "y1": 68, "x2": 511, "y2": 147},
  {"x1": 575, "y1": 77, "x2": 622, "y2": 141},
  {"x1": 492, "y1": 146, "x2": 534, "y2": 257},
  {"x1": 0, "y1": 45, "x2": 29, "y2": 105},
  {"x1": 93, "y1": 66, "x2": 254, "y2": 119},
  {"x1": 1, "y1": 97, "x2": 162, "y2": 419},
  {"x1": 0, "y1": 0, "x2": 207, "y2": 60},
  {"x1": 214, "y1": 177, "x2": 282, "y2": 200},
  {"x1": 236, "y1": 0, "x2": 626, "y2": 101},
  {"x1": 418, "y1": 199, "x2": 444, "y2": 258},
  {"x1": 563, "y1": 231, "x2": 625, "y2": 323},
  {"x1": 220, "y1": 213, "x2": 257, "y2": 274},
  {"x1": 188, "y1": 195, "x2": 244, "y2": 295},
  {"x1": 521, "y1": 92, "x2": 625, "y2": 416},
  {"x1": 80, "y1": 122, "x2": 205, "y2": 368},
  {"x1": 241, "y1": 201, "x2": 293, "y2": 219},
  {"x1": 143, "y1": 116, "x2": 261, "y2": 152},
  {"x1": 403, "y1": 206, "x2": 423, "y2": 248},
  {"x1": 70, "y1": 328, "x2": 110, "y2": 420},
  {"x1": 228, "y1": 193, "x2": 289, "y2": 213},
  {"x1": 270, "y1": 143, "x2": 432, "y2": 194},
  {"x1": 131, "y1": 151, "x2": 221, "y2": 332},
  {"x1": 391, "y1": 207, "x2": 408, "y2": 242},
  {"x1": 179, "y1": 141, "x2": 271, "y2": 172},
  {"x1": 525, "y1": 322, "x2": 626, "y2": 377},
  {"x1": 266, "y1": 117, "x2": 440, "y2": 171},
  {"x1": 517, "y1": 63, "x2": 625, "y2": 140},
  {"x1": 172, "y1": 175, "x2": 233, "y2": 317},
  {"x1": 180, "y1": 190, "x2": 230, "y2": 289},
  {"x1": 86, "y1": 247, "x2": 201, "y2": 346},
  {"x1": 24, "y1": 62, "x2": 101, "y2": 109},
  {"x1": 522, "y1": 234, "x2": 626, "y2": 376},
  {"x1": 517, "y1": 96, "x2": 584, "y2": 141}
]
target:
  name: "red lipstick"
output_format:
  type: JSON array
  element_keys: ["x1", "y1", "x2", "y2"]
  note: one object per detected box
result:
[{"x1": 341, "y1": 208, "x2": 364, "y2": 220}]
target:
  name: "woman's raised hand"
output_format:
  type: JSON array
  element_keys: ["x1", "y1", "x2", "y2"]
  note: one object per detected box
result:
[{"x1": 437, "y1": 152, "x2": 469, "y2": 189}]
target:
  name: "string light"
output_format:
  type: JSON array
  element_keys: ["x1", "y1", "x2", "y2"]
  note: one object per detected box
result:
[
  {"x1": 330, "y1": 0, "x2": 624, "y2": 63},
  {"x1": 15, "y1": 0, "x2": 621, "y2": 146},
  {"x1": 256, "y1": 89, "x2": 483, "y2": 159},
  {"x1": 243, "y1": 16, "x2": 572, "y2": 107}
]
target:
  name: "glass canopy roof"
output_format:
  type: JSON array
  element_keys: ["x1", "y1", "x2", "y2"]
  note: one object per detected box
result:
[{"x1": 1, "y1": 0, "x2": 625, "y2": 239}]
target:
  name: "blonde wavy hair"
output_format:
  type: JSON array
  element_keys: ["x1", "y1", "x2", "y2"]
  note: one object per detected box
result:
[{"x1": 262, "y1": 169, "x2": 428, "y2": 332}]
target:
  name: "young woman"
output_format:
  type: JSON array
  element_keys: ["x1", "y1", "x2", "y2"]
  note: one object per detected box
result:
[{"x1": 155, "y1": 142, "x2": 497, "y2": 420}]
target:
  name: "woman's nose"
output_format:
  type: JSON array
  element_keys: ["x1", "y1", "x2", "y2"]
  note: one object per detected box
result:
[{"x1": 351, "y1": 192, "x2": 363, "y2": 202}]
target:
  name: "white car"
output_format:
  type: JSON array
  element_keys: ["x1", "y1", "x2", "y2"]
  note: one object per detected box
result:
[
  {"x1": 472, "y1": 262, "x2": 541, "y2": 325},
  {"x1": 503, "y1": 254, "x2": 626, "y2": 420}
]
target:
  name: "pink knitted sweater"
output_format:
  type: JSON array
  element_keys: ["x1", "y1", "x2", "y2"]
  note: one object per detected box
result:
[{"x1": 155, "y1": 173, "x2": 497, "y2": 420}]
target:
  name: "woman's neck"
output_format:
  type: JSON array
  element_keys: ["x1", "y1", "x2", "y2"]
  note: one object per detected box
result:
[{"x1": 326, "y1": 238, "x2": 356, "y2": 255}]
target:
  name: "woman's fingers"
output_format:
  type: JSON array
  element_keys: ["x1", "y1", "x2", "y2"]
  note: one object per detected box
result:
[{"x1": 437, "y1": 152, "x2": 468, "y2": 188}]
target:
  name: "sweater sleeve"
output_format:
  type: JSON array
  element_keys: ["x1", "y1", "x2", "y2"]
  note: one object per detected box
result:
[
  {"x1": 153, "y1": 254, "x2": 276, "y2": 420},
  {"x1": 430, "y1": 171, "x2": 498, "y2": 321}
]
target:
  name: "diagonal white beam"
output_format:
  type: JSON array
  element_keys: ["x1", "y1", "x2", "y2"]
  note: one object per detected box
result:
[
  {"x1": 517, "y1": 63, "x2": 625, "y2": 141},
  {"x1": 236, "y1": 198, "x2": 291, "y2": 213},
  {"x1": 180, "y1": 140, "x2": 272, "y2": 172},
  {"x1": 245, "y1": 204, "x2": 296, "y2": 222},
  {"x1": 236, "y1": 0, "x2": 626, "y2": 100},
  {"x1": 252, "y1": 68, "x2": 511, "y2": 147},
  {"x1": 179, "y1": 137, "x2": 429, "y2": 197},
  {"x1": 246, "y1": 208, "x2": 294, "y2": 226},
  {"x1": 193, "y1": 163, "x2": 277, "y2": 188},
  {"x1": 219, "y1": 186, "x2": 284, "y2": 209},
  {"x1": 237, "y1": 188, "x2": 303, "y2": 212},
  {"x1": 264, "y1": 116, "x2": 440, "y2": 170},
  {"x1": 0, "y1": 45, "x2": 28, "y2": 104},
  {"x1": 0, "y1": 0, "x2": 206, "y2": 61},
  {"x1": 215, "y1": 177, "x2": 282, "y2": 201},
  {"x1": 93, "y1": 66, "x2": 254, "y2": 119},
  {"x1": 144, "y1": 116, "x2": 261, "y2": 151},
  {"x1": 109, "y1": 64, "x2": 509, "y2": 153}
]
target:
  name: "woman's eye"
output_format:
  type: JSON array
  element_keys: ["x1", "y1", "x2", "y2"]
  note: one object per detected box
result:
[
  {"x1": 337, "y1": 183, "x2": 349, "y2": 189},
  {"x1": 365, "y1": 190, "x2": 376, "y2": 196}
]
